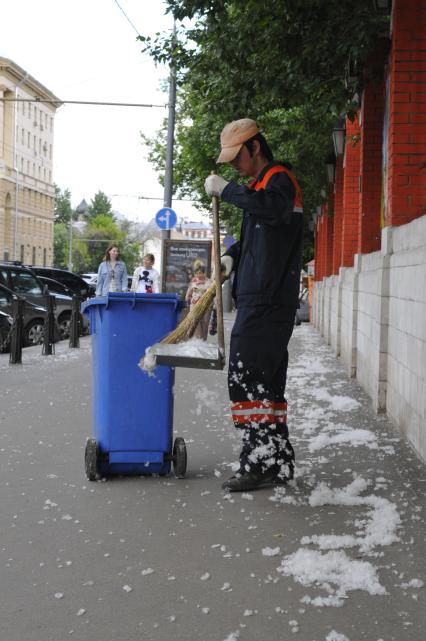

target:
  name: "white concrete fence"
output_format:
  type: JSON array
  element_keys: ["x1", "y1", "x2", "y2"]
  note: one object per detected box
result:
[{"x1": 312, "y1": 213, "x2": 426, "y2": 464}]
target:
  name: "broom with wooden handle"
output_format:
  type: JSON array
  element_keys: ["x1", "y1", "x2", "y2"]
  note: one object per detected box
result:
[{"x1": 139, "y1": 188, "x2": 225, "y2": 367}]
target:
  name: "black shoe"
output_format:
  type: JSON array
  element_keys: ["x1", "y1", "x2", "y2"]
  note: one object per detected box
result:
[{"x1": 222, "y1": 469, "x2": 281, "y2": 492}]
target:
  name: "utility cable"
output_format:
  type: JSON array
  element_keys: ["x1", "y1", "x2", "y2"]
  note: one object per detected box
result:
[{"x1": 112, "y1": 0, "x2": 141, "y2": 36}]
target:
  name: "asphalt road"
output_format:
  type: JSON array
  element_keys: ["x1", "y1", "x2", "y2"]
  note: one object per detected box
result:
[{"x1": 1, "y1": 318, "x2": 425, "y2": 641}]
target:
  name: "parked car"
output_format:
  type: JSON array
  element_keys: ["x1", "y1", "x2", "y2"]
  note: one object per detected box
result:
[
  {"x1": 0, "y1": 309, "x2": 13, "y2": 352},
  {"x1": 0, "y1": 262, "x2": 77, "y2": 343},
  {"x1": 0, "y1": 282, "x2": 51, "y2": 347},
  {"x1": 80, "y1": 272, "x2": 98, "y2": 286},
  {"x1": 26, "y1": 266, "x2": 95, "y2": 298},
  {"x1": 81, "y1": 272, "x2": 133, "y2": 293},
  {"x1": 37, "y1": 276, "x2": 89, "y2": 336},
  {"x1": 295, "y1": 287, "x2": 310, "y2": 325}
]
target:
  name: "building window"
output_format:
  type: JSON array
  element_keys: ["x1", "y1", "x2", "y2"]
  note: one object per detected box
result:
[
  {"x1": 3, "y1": 249, "x2": 9, "y2": 261},
  {"x1": 27, "y1": 131, "x2": 30, "y2": 147},
  {"x1": 49, "y1": 170, "x2": 52, "y2": 183},
  {"x1": 32, "y1": 247, "x2": 36, "y2": 264},
  {"x1": 20, "y1": 157, "x2": 24, "y2": 172},
  {"x1": 43, "y1": 248, "x2": 47, "y2": 266},
  {"x1": 34, "y1": 106, "x2": 37, "y2": 123},
  {"x1": 39, "y1": 139, "x2": 41, "y2": 154},
  {"x1": 49, "y1": 144, "x2": 52, "y2": 160},
  {"x1": 33, "y1": 135, "x2": 36, "y2": 150},
  {"x1": 27, "y1": 160, "x2": 30, "y2": 174},
  {"x1": 45, "y1": 113, "x2": 48, "y2": 129},
  {"x1": 22, "y1": 101, "x2": 25, "y2": 116},
  {"x1": 28, "y1": 103, "x2": 31, "y2": 119},
  {"x1": 21, "y1": 128, "x2": 25, "y2": 145},
  {"x1": 20, "y1": 245, "x2": 25, "y2": 262},
  {"x1": 50, "y1": 117, "x2": 53, "y2": 132},
  {"x1": 32, "y1": 163, "x2": 35, "y2": 176}
]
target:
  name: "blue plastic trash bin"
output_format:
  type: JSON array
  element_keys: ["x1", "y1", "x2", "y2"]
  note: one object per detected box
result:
[{"x1": 82, "y1": 292, "x2": 187, "y2": 480}]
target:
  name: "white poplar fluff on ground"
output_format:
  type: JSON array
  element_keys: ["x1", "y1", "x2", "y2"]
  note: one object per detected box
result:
[
  {"x1": 140, "y1": 338, "x2": 221, "y2": 375},
  {"x1": 276, "y1": 476, "x2": 401, "y2": 605},
  {"x1": 308, "y1": 427, "x2": 378, "y2": 451},
  {"x1": 303, "y1": 477, "x2": 401, "y2": 552},
  {"x1": 278, "y1": 548, "x2": 386, "y2": 598}
]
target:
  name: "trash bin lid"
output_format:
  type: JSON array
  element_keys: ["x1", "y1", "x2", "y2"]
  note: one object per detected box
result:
[{"x1": 81, "y1": 292, "x2": 184, "y2": 314}]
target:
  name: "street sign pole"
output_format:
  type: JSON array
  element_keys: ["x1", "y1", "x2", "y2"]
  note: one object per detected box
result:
[{"x1": 160, "y1": 20, "x2": 177, "y2": 291}]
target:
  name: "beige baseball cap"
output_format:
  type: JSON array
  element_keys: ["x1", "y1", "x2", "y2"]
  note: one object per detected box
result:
[{"x1": 216, "y1": 118, "x2": 260, "y2": 163}]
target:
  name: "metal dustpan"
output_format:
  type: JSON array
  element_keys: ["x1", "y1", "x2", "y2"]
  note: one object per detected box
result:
[
  {"x1": 154, "y1": 343, "x2": 225, "y2": 370},
  {"x1": 154, "y1": 191, "x2": 226, "y2": 371}
]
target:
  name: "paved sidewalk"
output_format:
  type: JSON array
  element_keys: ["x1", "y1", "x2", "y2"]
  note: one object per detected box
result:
[{"x1": 0, "y1": 318, "x2": 425, "y2": 641}]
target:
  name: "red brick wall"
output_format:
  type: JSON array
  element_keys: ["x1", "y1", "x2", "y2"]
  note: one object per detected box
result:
[
  {"x1": 386, "y1": 0, "x2": 426, "y2": 226},
  {"x1": 341, "y1": 114, "x2": 361, "y2": 267},
  {"x1": 324, "y1": 202, "x2": 334, "y2": 277},
  {"x1": 332, "y1": 157, "x2": 344, "y2": 274},
  {"x1": 358, "y1": 45, "x2": 387, "y2": 253}
]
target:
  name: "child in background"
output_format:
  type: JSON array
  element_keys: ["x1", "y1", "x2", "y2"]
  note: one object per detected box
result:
[
  {"x1": 131, "y1": 253, "x2": 159, "y2": 294},
  {"x1": 185, "y1": 263, "x2": 212, "y2": 340}
]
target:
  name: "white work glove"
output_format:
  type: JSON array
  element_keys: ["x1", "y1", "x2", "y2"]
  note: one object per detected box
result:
[
  {"x1": 212, "y1": 256, "x2": 233, "y2": 280},
  {"x1": 204, "y1": 174, "x2": 229, "y2": 198}
]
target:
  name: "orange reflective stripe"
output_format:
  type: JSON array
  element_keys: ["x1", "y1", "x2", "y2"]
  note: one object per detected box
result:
[
  {"x1": 231, "y1": 400, "x2": 288, "y2": 425},
  {"x1": 250, "y1": 165, "x2": 303, "y2": 212}
]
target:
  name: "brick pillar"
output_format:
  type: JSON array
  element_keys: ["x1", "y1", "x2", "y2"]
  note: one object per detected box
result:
[
  {"x1": 341, "y1": 113, "x2": 361, "y2": 267},
  {"x1": 332, "y1": 157, "x2": 344, "y2": 274},
  {"x1": 359, "y1": 44, "x2": 387, "y2": 253},
  {"x1": 324, "y1": 202, "x2": 334, "y2": 276},
  {"x1": 318, "y1": 213, "x2": 327, "y2": 281},
  {"x1": 386, "y1": 0, "x2": 426, "y2": 226},
  {"x1": 313, "y1": 218, "x2": 320, "y2": 281}
]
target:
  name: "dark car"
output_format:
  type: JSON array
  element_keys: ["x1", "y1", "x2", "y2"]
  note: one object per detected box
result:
[
  {"x1": 37, "y1": 276, "x2": 89, "y2": 336},
  {"x1": 0, "y1": 309, "x2": 13, "y2": 352},
  {"x1": 0, "y1": 262, "x2": 76, "y2": 343},
  {"x1": 27, "y1": 266, "x2": 95, "y2": 298},
  {"x1": 295, "y1": 287, "x2": 310, "y2": 325},
  {"x1": 0, "y1": 282, "x2": 49, "y2": 347}
]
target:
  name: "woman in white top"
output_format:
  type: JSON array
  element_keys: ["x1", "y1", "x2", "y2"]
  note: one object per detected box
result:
[{"x1": 131, "y1": 253, "x2": 160, "y2": 294}]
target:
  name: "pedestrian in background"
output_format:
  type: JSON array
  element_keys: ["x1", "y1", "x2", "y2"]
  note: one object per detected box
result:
[
  {"x1": 96, "y1": 244, "x2": 128, "y2": 296},
  {"x1": 131, "y1": 253, "x2": 160, "y2": 294},
  {"x1": 185, "y1": 263, "x2": 212, "y2": 340},
  {"x1": 204, "y1": 118, "x2": 303, "y2": 492}
]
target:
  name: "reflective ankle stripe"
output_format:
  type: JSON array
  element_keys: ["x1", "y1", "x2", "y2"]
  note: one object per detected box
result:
[{"x1": 231, "y1": 400, "x2": 287, "y2": 425}]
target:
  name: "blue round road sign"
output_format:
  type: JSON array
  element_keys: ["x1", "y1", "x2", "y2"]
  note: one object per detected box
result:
[{"x1": 155, "y1": 207, "x2": 177, "y2": 230}]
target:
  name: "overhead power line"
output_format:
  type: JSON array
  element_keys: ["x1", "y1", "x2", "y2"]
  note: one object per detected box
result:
[
  {"x1": 113, "y1": 0, "x2": 141, "y2": 36},
  {"x1": 0, "y1": 98, "x2": 167, "y2": 108}
]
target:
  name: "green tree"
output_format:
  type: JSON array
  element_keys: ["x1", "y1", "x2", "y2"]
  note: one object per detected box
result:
[
  {"x1": 138, "y1": 0, "x2": 389, "y2": 262},
  {"x1": 72, "y1": 214, "x2": 140, "y2": 274},
  {"x1": 53, "y1": 222, "x2": 69, "y2": 268},
  {"x1": 54, "y1": 185, "x2": 74, "y2": 224},
  {"x1": 86, "y1": 191, "x2": 114, "y2": 220}
]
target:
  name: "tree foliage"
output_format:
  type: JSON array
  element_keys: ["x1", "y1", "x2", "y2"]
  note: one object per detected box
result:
[
  {"x1": 138, "y1": 0, "x2": 389, "y2": 262},
  {"x1": 54, "y1": 185, "x2": 74, "y2": 224},
  {"x1": 86, "y1": 191, "x2": 114, "y2": 220},
  {"x1": 53, "y1": 189, "x2": 140, "y2": 273}
]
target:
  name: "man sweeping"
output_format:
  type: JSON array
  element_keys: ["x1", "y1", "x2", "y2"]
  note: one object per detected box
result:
[{"x1": 204, "y1": 118, "x2": 303, "y2": 492}]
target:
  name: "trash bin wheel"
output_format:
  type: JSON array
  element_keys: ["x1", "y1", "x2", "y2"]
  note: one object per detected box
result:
[
  {"x1": 85, "y1": 437, "x2": 99, "y2": 481},
  {"x1": 172, "y1": 437, "x2": 187, "y2": 479}
]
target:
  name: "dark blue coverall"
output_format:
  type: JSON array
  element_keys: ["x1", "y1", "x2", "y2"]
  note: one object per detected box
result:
[{"x1": 221, "y1": 162, "x2": 304, "y2": 480}]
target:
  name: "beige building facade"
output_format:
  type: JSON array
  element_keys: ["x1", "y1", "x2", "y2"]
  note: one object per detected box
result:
[{"x1": 0, "y1": 57, "x2": 60, "y2": 266}]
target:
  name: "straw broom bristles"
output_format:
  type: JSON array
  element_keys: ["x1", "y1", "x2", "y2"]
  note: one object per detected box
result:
[
  {"x1": 138, "y1": 281, "x2": 219, "y2": 370},
  {"x1": 160, "y1": 281, "x2": 217, "y2": 344}
]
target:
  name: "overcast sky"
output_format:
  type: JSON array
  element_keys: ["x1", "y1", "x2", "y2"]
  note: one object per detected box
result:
[{"x1": 1, "y1": 0, "x2": 207, "y2": 224}]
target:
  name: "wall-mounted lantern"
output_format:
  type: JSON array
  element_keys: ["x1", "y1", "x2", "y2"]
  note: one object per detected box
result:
[{"x1": 332, "y1": 119, "x2": 346, "y2": 157}]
